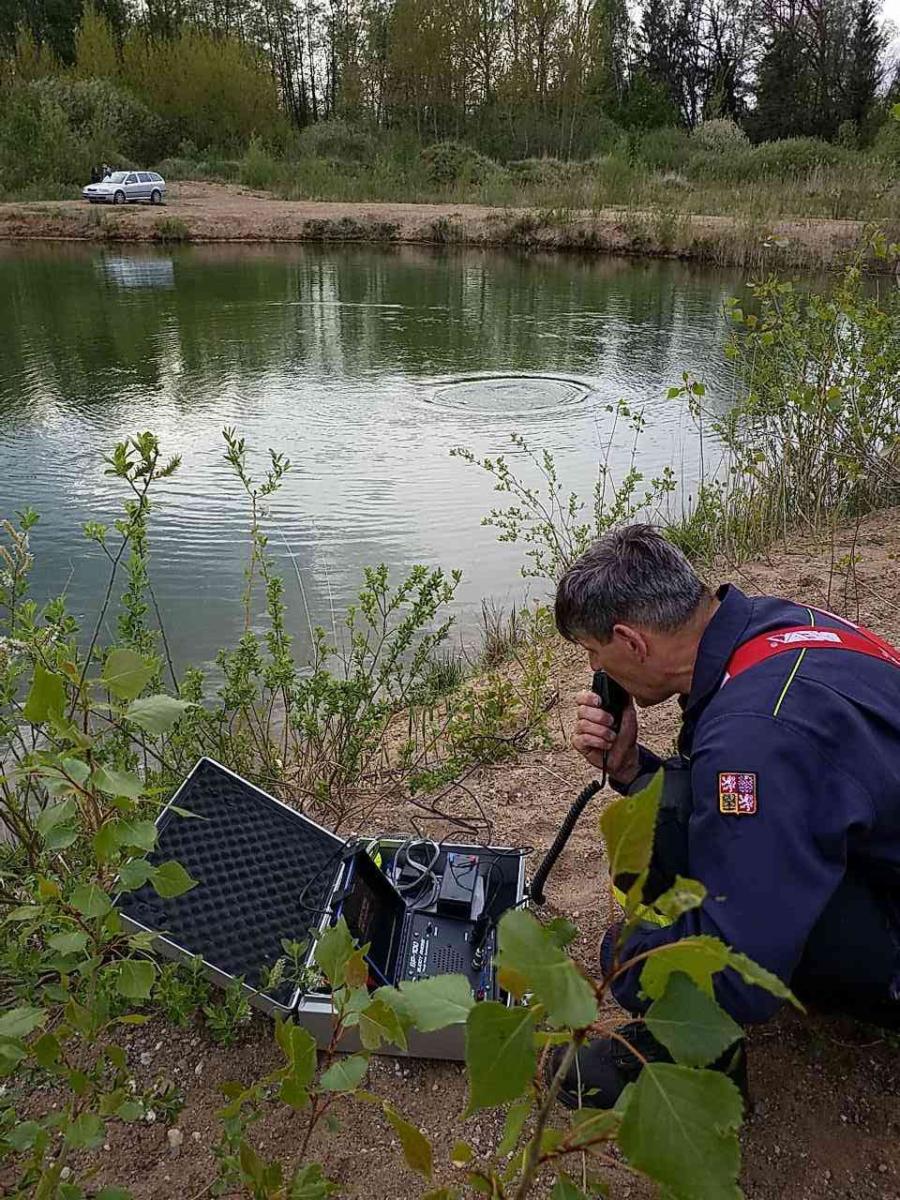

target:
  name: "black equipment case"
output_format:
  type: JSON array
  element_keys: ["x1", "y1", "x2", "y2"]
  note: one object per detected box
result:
[{"x1": 116, "y1": 758, "x2": 526, "y2": 1060}]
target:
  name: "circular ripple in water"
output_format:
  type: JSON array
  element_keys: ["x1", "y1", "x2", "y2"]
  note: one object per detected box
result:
[{"x1": 430, "y1": 374, "x2": 591, "y2": 415}]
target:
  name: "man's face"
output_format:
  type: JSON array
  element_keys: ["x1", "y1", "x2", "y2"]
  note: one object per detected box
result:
[{"x1": 577, "y1": 628, "x2": 678, "y2": 707}]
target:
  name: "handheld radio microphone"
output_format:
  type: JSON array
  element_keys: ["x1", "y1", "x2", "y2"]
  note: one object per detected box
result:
[
  {"x1": 529, "y1": 670, "x2": 631, "y2": 905},
  {"x1": 592, "y1": 669, "x2": 629, "y2": 734}
]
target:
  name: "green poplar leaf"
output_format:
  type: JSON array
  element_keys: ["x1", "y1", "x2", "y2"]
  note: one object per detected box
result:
[
  {"x1": 6, "y1": 905, "x2": 41, "y2": 922},
  {"x1": 0, "y1": 1042, "x2": 29, "y2": 1072},
  {"x1": 652, "y1": 876, "x2": 706, "y2": 922},
  {"x1": 314, "y1": 919, "x2": 356, "y2": 988},
  {"x1": 464, "y1": 1002, "x2": 537, "y2": 1113},
  {"x1": 116, "y1": 1100, "x2": 144, "y2": 1122},
  {"x1": 101, "y1": 649, "x2": 155, "y2": 701},
  {"x1": 645, "y1": 973, "x2": 742, "y2": 1068},
  {"x1": 639, "y1": 935, "x2": 730, "y2": 1000},
  {"x1": 359, "y1": 997, "x2": 408, "y2": 1051},
  {"x1": 47, "y1": 930, "x2": 89, "y2": 956},
  {"x1": 150, "y1": 860, "x2": 198, "y2": 898},
  {"x1": 23, "y1": 664, "x2": 66, "y2": 724},
  {"x1": 288, "y1": 1163, "x2": 339, "y2": 1199},
  {"x1": 117, "y1": 858, "x2": 156, "y2": 891},
  {"x1": 618, "y1": 1063, "x2": 743, "y2": 1200},
  {"x1": 282, "y1": 1022, "x2": 317, "y2": 1086},
  {"x1": 545, "y1": 917, "x2": 579, "y2": 948},
  {"x1": 116, "y1": 959, "x2": 156, "y2": 1000},
  {"x1": 61, "y1": 757, "x2": 91, "y2": 787},
  {"x1": 390, "y1": 974, "x2": 475, "y2": 1031},
  {"x1": 44, "y1": 824, "x2": 79, "y2": 851},
  {"x1": 118, "y1": 819, "x2": 158, "y2": 852},
  {"x1": 450, "y1": 1141, "x2": 473, "y2": 1165},
  {"x1": 125, "y1": 695, "x2": 192, "y2": 736},
  {"x1": 94, "y1": 766, "x2": 143, "y2": 800},
  {"x1": 726, "y1": 950, "x2": 801, "y2": 1008},
  {"x1": 339, "y1": 985, "x2": 370, "y2": 1028},
  {"x1": 69, "y1": 882, "x2": 112, "y2": 918},
  {"x1": 36, "y1": 799, "x2": 77, "y2": 839},
  {"x1": 96, "y1": 1188, "x2": 134, "y2": 1200},
  {"x1": 65, "y1": 1111, "x2": 105, "y2": 1149},
  {"x1": 319, "y1": 1054, "x2": 368, "y2": 1093},
  {"x1": 93, "y1": 820, "x2": 123, "y2": 863},
  {"x1": 599, "y1": 769, "x2": 662, "y2": 881},
  {"x1": 495, "y1": 909, "x2": 596, "y2": 1029},
  {"x1": 497, "y1": 1101, "x2": 530, "y2": 1156},
  {"x1": 279, "y1": 1077, "x2": 310, "y2": 1110},
  {"x1": 550, "y1": 1175, "x2": 590, "y2": 1199},
  {"x1": 0, "y1": 1005, "x2": 46, "y2": 1039},
  {"x1": 34, "y1": 1031, "x2": 60, "y2": 1067},
  {"x1": 7, "y1": 1120, "x2": 42, "y2": 1151},
  {"x1": 566, "y1": 1108, "x2": 619, "y2": 1148},
  {"x1": 384, "y1": 1104, "x2": 433, "y2": 1178}
]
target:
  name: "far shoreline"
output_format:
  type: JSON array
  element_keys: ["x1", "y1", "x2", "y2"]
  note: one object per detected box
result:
[{"x1": 1, "y1": 180, "x2": 897, "y2": 274}]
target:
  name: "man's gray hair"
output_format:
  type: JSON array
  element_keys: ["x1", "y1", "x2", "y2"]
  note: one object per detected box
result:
[{"x1": 555, "y1": 524, "x2": 709, "y2": 643}]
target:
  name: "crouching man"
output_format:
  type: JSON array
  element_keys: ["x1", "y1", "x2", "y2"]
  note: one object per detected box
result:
[{"x1": 555, "y1": 524, "x2": 900, "y2": 1107}]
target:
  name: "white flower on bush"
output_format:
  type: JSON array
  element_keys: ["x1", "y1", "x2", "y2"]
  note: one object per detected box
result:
[{"x1": 692, "y1": 118, "x2": 748, "y2": 153}]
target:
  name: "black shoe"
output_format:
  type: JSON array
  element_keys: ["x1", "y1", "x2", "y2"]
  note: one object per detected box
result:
[{"x1": 551, "y1": 1022, "x2": 747, "y2": 1110}]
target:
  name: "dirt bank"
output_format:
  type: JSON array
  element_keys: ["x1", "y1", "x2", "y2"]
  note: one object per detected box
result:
[
  {"x1": 8, "y1": 512, "x2": 897, "y2": 1200},
  {"x1": 2, "y1": 180, "x2": 897, "y2": 272}
]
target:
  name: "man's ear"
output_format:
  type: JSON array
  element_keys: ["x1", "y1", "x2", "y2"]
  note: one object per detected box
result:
[{"x1": 611, "y1": 623, "x2": 649, "y2": 662}]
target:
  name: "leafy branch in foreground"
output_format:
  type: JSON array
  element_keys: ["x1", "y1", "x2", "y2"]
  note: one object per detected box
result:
[
  {"x1": 174, "y1": 771, "x2": 793, "y2": 1200},
  {"x1": 451, "y1": 406, "x2": 677, "y2": 581}
]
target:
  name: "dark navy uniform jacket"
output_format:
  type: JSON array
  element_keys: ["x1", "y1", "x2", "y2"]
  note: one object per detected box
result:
[{"x1": 611, "y1": 584, "x2": 900, "y2": 1023}]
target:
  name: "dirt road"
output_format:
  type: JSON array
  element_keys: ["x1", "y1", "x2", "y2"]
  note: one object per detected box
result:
[{"x1": 0, "y1": 180, "x2": 892, "y2": 270}]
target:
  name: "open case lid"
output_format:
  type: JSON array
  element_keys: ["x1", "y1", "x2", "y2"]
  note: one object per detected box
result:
[{"x1": 117, "y1": 758, "x2": 348, "y2": 1008}]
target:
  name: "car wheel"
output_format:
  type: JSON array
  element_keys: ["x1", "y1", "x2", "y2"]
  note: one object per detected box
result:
[
  {"x1": 114, "y1": 190, "x2": 126, "y2": 205},
  {"x1": 150, "y1": 189, "x2": 162, "y2": 205}
]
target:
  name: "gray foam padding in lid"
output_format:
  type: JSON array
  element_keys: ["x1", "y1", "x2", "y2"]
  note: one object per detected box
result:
[{"x1": 118, "y1": 758, "x2": 346, "y2": 1005}]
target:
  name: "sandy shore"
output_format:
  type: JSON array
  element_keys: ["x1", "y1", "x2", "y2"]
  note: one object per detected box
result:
[{"x1": 1, "y1": 180, "x2": 895, "y2": 271}]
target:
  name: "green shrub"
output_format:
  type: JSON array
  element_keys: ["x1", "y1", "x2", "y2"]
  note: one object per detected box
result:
[
  {"x1": 873, "y1": 112, "x2": 900, "y2": 166},
  {"x1": 152, "y1": 215, "x2": 191, "y2": 242},
  {"x1": 296, "y1": 117, "x2": 377, "y2": 163},
  {"x1": 239, "y1": 134, "x2": 284, "y2": 190},
  {"x1": 41, "y1": 76, "x2": 168, "y2": 164},
  {"x1": 0, "y1": 85, "x2": 85, "y2": 191},
  {"x1": 752, "y1": 137, "x2": 848, "y2": 176},
  {"x1": 420, "y1": 139, "x2": 501, "y2": 186},
  {"x1": 686, "y1": 147, "x2": 758, "y2": 182},
  {"x1": 507, "y1": 157, "x2": 591, "y2": 185},
  {"x1": 634, "y1": 126, "x2": 691, "y2": 170},
  {"x1": 691, "y1": 117, "x2": 748, "y2": 154}
]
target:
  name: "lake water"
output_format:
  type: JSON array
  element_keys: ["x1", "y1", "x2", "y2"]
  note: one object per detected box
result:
[{"x1": 0, "y1": 241, "x2": 742, "y2": 672}]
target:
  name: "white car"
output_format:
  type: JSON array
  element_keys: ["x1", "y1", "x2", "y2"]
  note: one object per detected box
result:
[{"x1": 83, "y1": 171, "x2": 166, "y2": 205}]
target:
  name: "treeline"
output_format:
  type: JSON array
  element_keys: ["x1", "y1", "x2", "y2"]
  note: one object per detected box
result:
[{"x1": 0, "y1": 0, "x2": 898, "y2": 199}]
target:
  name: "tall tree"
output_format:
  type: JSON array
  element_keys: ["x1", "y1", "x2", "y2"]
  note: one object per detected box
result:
[{"x1": 844, "y1": 0, "x2": 885, "y2": 132}]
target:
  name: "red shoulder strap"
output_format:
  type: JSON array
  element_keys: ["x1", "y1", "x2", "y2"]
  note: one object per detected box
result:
[{"x1": 724, "y1": 616, "x2": 900, "y2": 684}]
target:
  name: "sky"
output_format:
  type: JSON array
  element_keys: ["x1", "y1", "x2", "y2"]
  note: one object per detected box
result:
[{"x1": 885, "y1": 0, "x2": 900, "y2": 61}]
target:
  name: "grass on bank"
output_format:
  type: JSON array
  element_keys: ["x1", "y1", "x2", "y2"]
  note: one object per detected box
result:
[{"x1": 159, "y1": 125, "x2": 900, "y2": 224}]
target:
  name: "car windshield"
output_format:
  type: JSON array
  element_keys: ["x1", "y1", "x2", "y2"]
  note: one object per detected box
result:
[{"x1": 106, "y1": 172, "x2": 128, "y2": 183}]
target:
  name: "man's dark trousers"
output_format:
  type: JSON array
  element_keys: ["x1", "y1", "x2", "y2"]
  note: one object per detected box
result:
[{"x1": 615, "y1": 765, "x2": 900, "y2": 1029}]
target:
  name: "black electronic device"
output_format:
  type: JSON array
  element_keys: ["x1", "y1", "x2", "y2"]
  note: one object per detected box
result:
[
  {"x1": 438, "y1": 852, "x2": 480, "y2": 914},
  {"x1": 336, "y1": 849, "x2": 497, "y2": 997},
  {"x1": 115, "y1": 758, "x2": 525, "y2": 1058},
  {"x1": 592, "y1": 669, "x2": 629, "y2": 732},
  {"x1": 529, "y1": 670, "x2": 629, "y2": 905}
]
